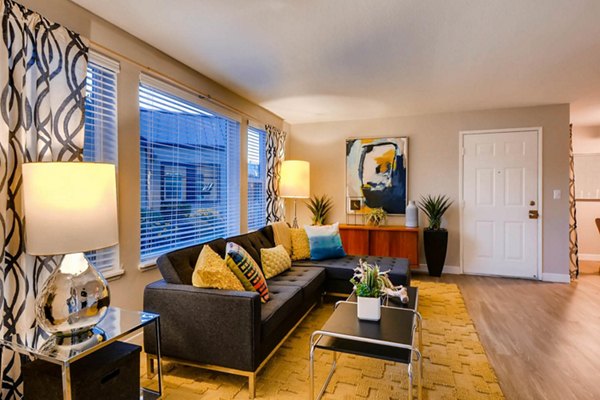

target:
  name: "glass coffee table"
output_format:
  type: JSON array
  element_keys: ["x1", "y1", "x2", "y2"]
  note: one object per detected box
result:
[
  {"x1": 310, "y1": 287, "x2": 422, "y2": 400},
  {"x1": 0, "y1": 307, "x2": 163, "y2": 400}
]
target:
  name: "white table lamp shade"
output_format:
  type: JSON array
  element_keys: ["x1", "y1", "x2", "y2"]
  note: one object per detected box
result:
[
  {"x1": 22, "y1": 162, "x2": 119, "y2": 256},
  {"x1": 280, "y1": 160, "x2": 310, "y2": 198}
]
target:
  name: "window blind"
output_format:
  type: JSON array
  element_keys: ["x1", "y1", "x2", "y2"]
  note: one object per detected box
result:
[
  {"x1": 247, "y1": 125, "x2": 267, "y2": 231},
  {"x1": 139, "y1": 76, "x2": 241, "y2": 263},
  {"x1": 84, "y1": 51, "x2": 120, "y2": 275}
]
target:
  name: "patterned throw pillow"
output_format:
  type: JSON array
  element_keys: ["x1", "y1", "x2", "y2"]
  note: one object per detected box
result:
[
  {"x1": 225, "y1": 242, "x2": 270, "y2": 302},
  {"x1": 192, "y1": 245, "x2": 245, "y2": 291},
  {"x1": 261, "y1": 245, "x2": 292, "y2": 279},
  {"x1": 290, "y1": 228, "x2": 311, "y2": 261},
  {"x1": 304, "y1": 222, "x2": 346, "y2": 261}
]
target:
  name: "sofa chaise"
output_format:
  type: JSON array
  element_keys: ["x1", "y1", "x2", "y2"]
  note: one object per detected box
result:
[{"x1": 143, "y1": 224, "x2": 411, "y2": 398}]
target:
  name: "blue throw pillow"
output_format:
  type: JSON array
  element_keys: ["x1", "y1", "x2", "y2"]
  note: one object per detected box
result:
[{"x1": 308, "y1": 233, "x2": 346, "y2": 261}]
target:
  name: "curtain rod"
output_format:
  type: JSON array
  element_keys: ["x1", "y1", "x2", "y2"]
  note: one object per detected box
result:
[{"x1": 90, "y1": 40, "x2": 268, "y2": 124}]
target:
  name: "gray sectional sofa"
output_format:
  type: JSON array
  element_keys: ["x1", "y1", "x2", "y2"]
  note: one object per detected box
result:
[{"x1": 143, "y1": 225, "x2": 411, "y2": 398}]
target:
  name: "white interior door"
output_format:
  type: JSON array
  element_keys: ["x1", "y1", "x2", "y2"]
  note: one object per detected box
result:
[{"x1": 462, "y1": 129, "x2": 540, "y2": 279}]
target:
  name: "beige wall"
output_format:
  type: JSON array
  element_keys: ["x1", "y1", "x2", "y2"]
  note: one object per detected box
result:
[
  {"x1": 572, "y1": 125, "x2": 600, "y2": 258},
  {"x1": 289, "y1": 104, "x2": 570, "y2": 277},
  {"x1": 20, "y1": 0, "x2": 284, "y2": 310}
]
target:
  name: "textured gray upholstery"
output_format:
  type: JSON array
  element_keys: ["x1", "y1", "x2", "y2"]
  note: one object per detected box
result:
[
  {"x1": 293, "y1": 255, "x2": 411, "y2": 293},
  {"x1": 144, "y1": 280, "x2": 261, "y2": 371},
  {"x1": 267, "y1": 267, "x2": 326, "y2": 308},
  {"x1": 260, "y1": 285, "x2": 302, "y2": 342}
]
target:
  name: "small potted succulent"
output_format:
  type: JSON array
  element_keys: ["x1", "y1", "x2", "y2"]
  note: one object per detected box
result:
[
  {"x1": 418, "y1": 194, "x2": 452, "y2": 277},
  {"x1": 365, "y1": 207, "x2": 387, "y2": 226},
  {"x1": 350, "y1": 260, "x2": 387, "y2": 321},
  {"x1": 306, "y1": 194, "x2": 333, "y2": 226}
]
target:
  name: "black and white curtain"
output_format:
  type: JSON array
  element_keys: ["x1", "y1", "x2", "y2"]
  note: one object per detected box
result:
[
  {"x1": 0, "y1": 1, "x2": 88, "y2": 397},
  {"x1": 265, "y1": 124, "x2": 286, "y2": 223},
  {"x1": 568, "y1": 124, "x2": 579, "y2": 280}
]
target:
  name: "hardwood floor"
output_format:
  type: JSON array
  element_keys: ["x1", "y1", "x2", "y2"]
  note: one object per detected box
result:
[{"x1": 416, "y1": 263, "x2": 600, "y2": 400}]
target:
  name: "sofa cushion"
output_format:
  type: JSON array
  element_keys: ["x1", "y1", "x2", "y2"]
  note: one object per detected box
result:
[
  {"x1": 259, "y1": 225, "x2": 275, "y2": 248},
  {"x1": 260, "y1": 285, "x2": 302, "y2": 342},
  {"x1": 228, "y1": 229, "x2": 275, "y2": 269},
  {"x1": 192, "y1": 245, "x2": 245, "y2": 291},
  {"x1": 267, "y1": 267, "x2": 326, "y2": 306},
  {"x1": 260, "y1": 245, "x2": 292, "y2": 279},
  {"x1": 225, "y1": 242, "x2": 270, "y2": 303},
  {"x1": 156, "y1": 238, "x2": 227, "y2": 285},
  {"x1": 293, "y1": 255, "x2": 411, "y2": 288}
]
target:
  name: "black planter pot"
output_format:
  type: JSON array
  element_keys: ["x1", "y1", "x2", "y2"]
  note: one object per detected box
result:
[{"x1": 423, "y1": 229, "x2": 448, "y2": 277}]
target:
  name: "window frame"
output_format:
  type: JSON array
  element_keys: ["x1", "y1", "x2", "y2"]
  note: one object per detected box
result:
[
  {"x1": 84, "y1": 50, "x2": 123, "y2": 279},
  {"x1": 138, "y1": 74, "x2": 242, "y2": 268},
  {"x1": 247, "y1": 122, "x2": 268, "y2": 232}
]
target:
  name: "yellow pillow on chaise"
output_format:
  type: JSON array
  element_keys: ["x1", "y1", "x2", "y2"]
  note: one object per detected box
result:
[{"x1": 290, "y1": 228, "x2": 311, "y2": 261}]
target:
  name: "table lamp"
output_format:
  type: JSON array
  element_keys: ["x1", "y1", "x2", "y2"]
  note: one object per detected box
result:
[
  {"x1": 22, "y1": 162, "x2": 118, "y2": 337},
  {"x1": 280, "y1": 160, "x2": 310, "y2": 228}
]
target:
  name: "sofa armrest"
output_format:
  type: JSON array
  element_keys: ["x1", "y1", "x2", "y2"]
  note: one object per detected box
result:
[{"x1": 143, "y1": 280, "x2": 261, "y2": 372}]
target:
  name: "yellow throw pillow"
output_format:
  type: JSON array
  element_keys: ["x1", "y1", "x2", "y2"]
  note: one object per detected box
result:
[
  {"x1": 290, "y1": 228, "x2": 311, "y2": 261},
  {"x1": 192, "y1": 245, "x2": 245, "y2": 291},
  {"x1": 261, "y1": 245, "x2": 292, "y2": 279},
  {"x1": 270, "y1": 221, "x2": 292, "y2": 255}
]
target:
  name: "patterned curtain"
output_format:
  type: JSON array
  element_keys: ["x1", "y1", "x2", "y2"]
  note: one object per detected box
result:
[
  {"x1": 265, "y1": 124, "x2": 286, "y2": 223},
  {"x1": 568, "y1": 123, "x2": 579, "y2": 280},
  {"x1": 0, "y1": 1, "x2": 88, "y2": 397}
]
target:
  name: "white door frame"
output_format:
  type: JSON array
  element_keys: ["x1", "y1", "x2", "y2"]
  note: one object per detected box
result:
[{"x1": 458, "y1": 127, "x2": 543, "y2": 280}]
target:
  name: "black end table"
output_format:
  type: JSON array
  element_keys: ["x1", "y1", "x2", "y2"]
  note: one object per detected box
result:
[
  {"x1": 310, "y1": 288, "x2": 422, "y2": 399},
  {"x1": 0, "y1": 307, "x2": 163, "y2": 400}
]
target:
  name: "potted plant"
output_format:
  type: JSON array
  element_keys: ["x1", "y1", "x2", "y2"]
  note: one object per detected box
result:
[
  {"x1": 306, "y1": 194, "x2": 333, "y2": 225},
  {"x1": 365, "y1": 207, "x2": 387, "y2": 226},
  {"x1": 418, "y1": 194, "x2": 452, "y2": 277},
  {"x1": 350, "y1": 260, "x2": 387, "y2": 321}
]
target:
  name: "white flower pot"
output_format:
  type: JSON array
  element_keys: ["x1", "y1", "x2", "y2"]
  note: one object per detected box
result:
[{"x1": 357, "y1": 296, "x2": 381, "y2": 321}]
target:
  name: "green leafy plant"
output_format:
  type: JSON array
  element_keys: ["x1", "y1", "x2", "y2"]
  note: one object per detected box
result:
[
  {"x1": 418, "y1": 194, "x2": 452, "y2": 231},
  {"x1": 306, "y1": 194, "x2": 333, "y2": 225},
  {"x1": 365, "y1": 207, "x2": 387, "y2": 226},
  {"x1": 350, "y1": 260, "x2": 387, "y2": 298}
]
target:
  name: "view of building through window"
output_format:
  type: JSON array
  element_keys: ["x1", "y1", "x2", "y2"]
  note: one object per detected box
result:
[{"x1": 139, "y1": 77, "x2": 241, "y2": 263}]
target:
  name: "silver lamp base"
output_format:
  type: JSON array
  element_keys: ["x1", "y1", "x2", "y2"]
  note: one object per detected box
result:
[{"x1": 35, "y1": 253, "x2": 110, "y2": 336}]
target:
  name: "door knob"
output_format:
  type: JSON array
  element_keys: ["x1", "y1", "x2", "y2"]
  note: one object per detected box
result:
[{"x1": 529, "y1": 210, "x2": 539, "y2": 219}]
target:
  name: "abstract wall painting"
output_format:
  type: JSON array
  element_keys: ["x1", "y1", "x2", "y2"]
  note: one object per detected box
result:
[{"x1": 346, "y1": 137, "x2": 408, "y2": 215}]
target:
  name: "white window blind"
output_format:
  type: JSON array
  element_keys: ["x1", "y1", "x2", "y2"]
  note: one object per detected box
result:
[
  {"x1": 139, "y1": 76, "x2": 241, "y2": 263},
  {"x1": 83, "y1": 51, "x2": 121, "y2": 276},
  {"x1": 247, "y1": 125, "x2": 267, "y2": 231}
]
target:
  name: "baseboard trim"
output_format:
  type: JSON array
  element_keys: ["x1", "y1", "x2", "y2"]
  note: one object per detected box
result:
[
  {"x1": 542, "y1": 273, "x2": 571, "y2": 283},
  {"x1": 579, "y1": 253, "x2": 600, "y2": 261},
  {"x1": 415, "y1": 264, "x2": 461, "y2": 275}
]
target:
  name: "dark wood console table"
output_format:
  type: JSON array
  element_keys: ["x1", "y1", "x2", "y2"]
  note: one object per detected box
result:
[{"x1": 339, "y1": 224, "x2": 419, "y2": 268}]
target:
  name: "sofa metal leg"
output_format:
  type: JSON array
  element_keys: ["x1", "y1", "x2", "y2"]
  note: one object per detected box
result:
[
  {"x1": 146, "y1": 354, "x2": 155, "y2": 378},
  {"x1": 248, "y1": 373, "x2": 256, "y2": 399}
]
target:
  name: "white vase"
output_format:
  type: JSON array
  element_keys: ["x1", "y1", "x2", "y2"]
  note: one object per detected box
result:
[
  {"x1": 405, "y1": 200, "x2": 418, "y2": 228},
  {"x1": 357, "y1": 296, "x2": 381, "y2": 321}
]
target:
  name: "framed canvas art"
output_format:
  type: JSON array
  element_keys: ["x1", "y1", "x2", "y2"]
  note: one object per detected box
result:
[{"x1": 346, "y1": 137, "x2": 408, "y2": 215}]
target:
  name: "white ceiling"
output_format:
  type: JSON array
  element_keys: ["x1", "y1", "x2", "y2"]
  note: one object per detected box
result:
[{"x1": 73, "y1": 0, "x2": 600, "y2": 125}]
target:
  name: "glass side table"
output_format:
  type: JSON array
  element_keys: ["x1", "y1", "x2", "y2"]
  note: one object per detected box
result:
[{"x1": 0, "y1": 307, "x2": 163, "y2": 400}]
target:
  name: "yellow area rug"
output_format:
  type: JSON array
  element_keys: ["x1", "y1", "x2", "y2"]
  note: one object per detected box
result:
[{"x1": 144, "y1": 281, "x2": 504, "y2": 399}]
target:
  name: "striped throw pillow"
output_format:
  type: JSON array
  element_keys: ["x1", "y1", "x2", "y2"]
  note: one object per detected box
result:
[{"x1": 225, "y1": 242, "x2": 270, "y2": 302}]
